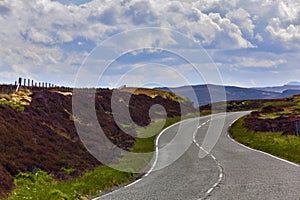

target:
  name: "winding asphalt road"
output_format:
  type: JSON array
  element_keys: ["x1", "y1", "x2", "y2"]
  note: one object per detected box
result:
[{"x1": 94, "y1": 112, "x2": 300, "y2": 200}]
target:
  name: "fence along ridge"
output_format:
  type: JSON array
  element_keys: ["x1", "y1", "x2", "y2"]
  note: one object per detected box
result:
[{"x1": 0, "y1": 77, "x2": 72, "y2": 94}]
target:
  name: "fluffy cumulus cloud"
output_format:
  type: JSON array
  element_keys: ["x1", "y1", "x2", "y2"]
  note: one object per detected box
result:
[
  {"x1": 266, "y1": 18, "x2": 300, "y2": 49},
  {"x1": 0, "y1": 0, "x2": 300, "y2": 86},
  {"x1": 225, "y1": 8, "x2": 255, "y2": 38}
]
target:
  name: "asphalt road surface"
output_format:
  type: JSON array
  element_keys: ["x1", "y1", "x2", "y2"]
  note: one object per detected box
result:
[{"x1": 94, "y1": 112, "x2": 300, "y2": 200}]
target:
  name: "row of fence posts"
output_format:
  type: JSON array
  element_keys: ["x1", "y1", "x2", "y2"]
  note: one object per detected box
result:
[
  {"x1": 0, "y1": 77, "x2": 73, "y2": 94},
  {"x1": 17, "y1": 77, "x2": 57, "y2": 89},
  {"x1": 0, "y1": 78, "x2": 110, "y2": 94},
  {"x1": 16, "y1": 77, "x2": 72, "y2": 92}
]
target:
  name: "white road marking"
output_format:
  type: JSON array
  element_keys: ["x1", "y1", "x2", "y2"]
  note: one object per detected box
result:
[
  {"x1": 97, "y1": 113, "x2": 246, "y2": 200},
  {"x1": 124, "y1": 179, "x2": 142, "y2": 188},
  {"x1": 206, "y1": 188, "x2": 213, "y2": 194},
  {"x1": 213, "y1": 113, "x2": 300, "y2": 198},
  {"x1": 227, "y1": 120, "x2": 300, "y2": 168},
  {"x1": 211, "y1": 155, "x2": 216, "y2": 160},
  {"x1": 93, "y1": 118, "x2": 196, "y2": 199},
  {"x1": 98, "y1": 112, "x2": 300, "y2": 200},
  {"x1": 192, "y1": 119, "x2": 224, "y2": 200},
  {"x1": 147, "y1": 119, "x2": 191, "y2": 176}
]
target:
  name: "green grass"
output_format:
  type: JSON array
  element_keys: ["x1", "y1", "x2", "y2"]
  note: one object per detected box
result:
[
  {"x1": 258, "y1": 108, "x2": 294, "y2": 119},
  {"x1": 230, "y1": 116, "x2": 300, "y2": 164},
  {"x1": 4, "y1": 112, "x2": 201, "y2": 200},
  {"x1": 62, "y1": 168, "x2": 77, "y2": 175},
  {"x1": 5, "y1": 167, "x2": 134, "y2": 200},
  {"x1": 262, "y1": 100, "x2": 295, "y2": 108},
  {"x1": 0, "y1": 99, "x2": 25, "y2": 111}
]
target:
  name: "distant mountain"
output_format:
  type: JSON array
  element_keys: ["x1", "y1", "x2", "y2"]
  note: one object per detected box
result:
[
  {"x1": 278, "y1": 89, "x2": 300, "y2": 98},
  {"x1": 157, "y1": 84, "x2": 300, "y2": 107},
  {"x1": 254, "y1": 82, "x2": 300, "y2": 93},
  {"x1": 286, "y1": 81, "x2": 300, "y2": 86}
]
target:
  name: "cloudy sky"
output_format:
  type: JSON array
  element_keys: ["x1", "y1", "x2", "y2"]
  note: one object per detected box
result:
[{"x1": 0, "y1": 0, "x2": 300, "y2": 88}]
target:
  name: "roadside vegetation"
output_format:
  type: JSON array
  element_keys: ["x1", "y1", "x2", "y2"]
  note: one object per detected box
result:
[
  {"x1": 4, "y1": 112, "x2": 201, "y2": 200},
  {"x1": 230, "y1": 116, "x2": 300, "y2": 164},
  {"x1": 229, "y1": 94, "x2": 300, "y2": 165}
]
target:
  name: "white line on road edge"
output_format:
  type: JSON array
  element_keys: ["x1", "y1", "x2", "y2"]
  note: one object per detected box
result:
[
  {"x1": 123, "y1": 179, "x2": 142, "y2": 188},
  {"x1": 192, "y1": 119, "x2": 224, "y2": 200},
  {"x1": 93, "y1": 118, "x2": 197, "y2": 199},
  {"x1": 145, "y1": 119, "x2": 187, "y2": 176},
  {"x1": 227, "y1": 118, "x2": 300, "y2": 168}
]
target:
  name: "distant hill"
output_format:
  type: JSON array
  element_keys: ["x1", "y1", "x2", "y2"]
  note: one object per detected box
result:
[
  {"x1": 287, "y1": 81, "x2": 300, "y2": 86},
  {"x1": 157, "y1": 84, "x2": 300, "y2": 107},
  {"x1": 254, "y1": 82, "x2": 300, "y2": 93}
]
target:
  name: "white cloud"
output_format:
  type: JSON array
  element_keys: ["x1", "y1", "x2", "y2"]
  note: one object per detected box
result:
[
  {"x1": 266, "y1": 18, "x2": 300, "y2": 48},
  {"x1": 0, "y1": 0, "x2": 300, "y2": 87},
  {"x1": 208, "y1": 12, "x2": 255, "y2": 48},
  {"x1": 255, "y1": 33, "x2": 263, "y2": 42},
  {"x1": 233, "y1": 57, "x2": 287, "y2": 68},
  {"x1": 28, "y1": 28, "x2": 55, "y2": 44},
  {"x1": 226, "y1": 8, "x2": 255, "y2": 38},
  {"x1": 277, "y1": 1, "x2": 300, "y2": 23},
  {"x1": 101, "y1": 63, "x2": 192, "y2": 88}
]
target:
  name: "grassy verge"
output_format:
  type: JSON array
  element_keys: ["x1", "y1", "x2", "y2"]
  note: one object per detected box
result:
[
  {"x1": 4, "y1": 113, "x2": 200, "y2": 200},
  {"x1": 6, "y1": 167, "x2": 134, "y2": 200},
  {"x1": 230, "y1": 116, "x2": 300, "y2": 164}
]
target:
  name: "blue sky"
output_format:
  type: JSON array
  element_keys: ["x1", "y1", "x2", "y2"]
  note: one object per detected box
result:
[{"x1": 0, "y1": 0, "x2": 300, "y2": 88}]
